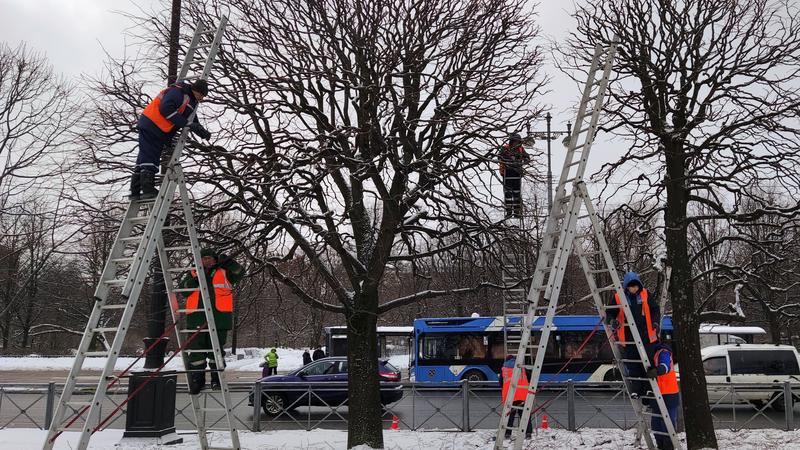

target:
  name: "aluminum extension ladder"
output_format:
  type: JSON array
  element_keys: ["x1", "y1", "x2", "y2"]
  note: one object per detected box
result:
[
  {"x1": 42, "y1": 18, "x2": 240, "y2": 450},
  {"x1": 502, "y1": 209, "x2": 528, "y2": 359},
  {"x1": 494, "y1": 39, "x2": 681, "y2": 450}
]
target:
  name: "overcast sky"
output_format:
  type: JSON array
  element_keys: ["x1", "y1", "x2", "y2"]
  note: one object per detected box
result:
[{"x1": 0, "y1": 0, "x2": 630, "y2": 197}]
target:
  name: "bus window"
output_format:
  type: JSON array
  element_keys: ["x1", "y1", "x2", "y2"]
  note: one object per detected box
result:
[
  {"x1": 420, "y1": 333, "x2": 489, "y2": 361},
  {"x1": 559, "y1": 331, "x2": 613, "y2": 362}
]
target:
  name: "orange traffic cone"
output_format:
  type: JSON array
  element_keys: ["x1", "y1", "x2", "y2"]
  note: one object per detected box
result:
[
  {"x1": 540, "y1": 414, "x2": 549, "y2": 429},
  {"x1": 390, "y1": 415, "x2": 400, "y2": 430}
]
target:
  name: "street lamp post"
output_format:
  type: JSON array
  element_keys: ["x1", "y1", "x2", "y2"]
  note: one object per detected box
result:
[{"x1": 529, "y1": 113, "x2": 571, "y2": 211}]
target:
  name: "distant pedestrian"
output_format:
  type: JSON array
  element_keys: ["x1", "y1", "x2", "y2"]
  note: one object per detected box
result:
[
  {"x1": 302, "y1": 349, "x2": 312, "y2": 366},
  {"x1": 264, "y1": 348, "x2": 279, "y2": 376},
  {"x1": 312, "y1": 347, "x2": 326, "y2": 361}
]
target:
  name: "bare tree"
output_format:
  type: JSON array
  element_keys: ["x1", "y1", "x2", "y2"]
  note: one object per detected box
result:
[{"x1": 561, "y1": 0, "x2": 800, "y2": 447}]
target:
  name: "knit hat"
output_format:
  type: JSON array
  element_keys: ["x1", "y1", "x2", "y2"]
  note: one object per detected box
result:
[
  {"x1": 191, "y1": 79, "x2": 209, "y2": 96},
  {"x1": 200, "y1": 248, "x2": 218, "y2": 259}
]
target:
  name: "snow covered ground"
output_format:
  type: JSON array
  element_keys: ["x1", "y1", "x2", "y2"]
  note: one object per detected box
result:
[
  {"x1": 5, "y1": 428, "x2": 800, "y2": 449},
  {"x1": 0, "y1": 348, "x2": 410, "y2": 373}
]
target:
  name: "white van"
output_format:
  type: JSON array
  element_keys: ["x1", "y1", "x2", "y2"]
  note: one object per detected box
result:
[{"x1": 701, "y1": 344, "x2": 800, "y2": 410}]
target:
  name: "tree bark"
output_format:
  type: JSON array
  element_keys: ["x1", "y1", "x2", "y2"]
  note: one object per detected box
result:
[
  {"x1": 346, "y1": 290, "x2": 382, "y2": 449},
  {"x1": 664, "y1": 140, "x2": 718, "y2": 449}
]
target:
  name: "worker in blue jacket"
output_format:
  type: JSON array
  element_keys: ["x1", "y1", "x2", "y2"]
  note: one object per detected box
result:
[{"x1": 131, "y1": 79, "x2": 211, "y2": 200}]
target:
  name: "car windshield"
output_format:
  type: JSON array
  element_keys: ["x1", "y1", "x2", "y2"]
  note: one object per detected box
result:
[{"x1": 383, "y1": 361, "x2": 399, "y2": 373}]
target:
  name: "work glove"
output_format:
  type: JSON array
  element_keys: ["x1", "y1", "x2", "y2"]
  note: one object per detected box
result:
[
  {"x1": 190, "y1": 122, "x2": 212, "y2": 140},
  {"x1": 646, "y1": 367, "x2": 658, "y2": 379}
]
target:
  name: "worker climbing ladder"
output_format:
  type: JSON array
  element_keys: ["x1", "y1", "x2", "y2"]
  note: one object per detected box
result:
[
  {"x1": 494, "y1": 39, "x2": 682, "y2": 450},
  {"x1": 42, "y1": 18, "x2": 240, "y2": 450}
]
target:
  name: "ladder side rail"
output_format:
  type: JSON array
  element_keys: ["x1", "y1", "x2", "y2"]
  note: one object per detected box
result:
[
  {"x1": 199, "y1": 17, "x2": 228, "y2": 81},
  {"x1": 554, "y1": 43, "x2": 605, "y2": 190},
  {"x1": 156, "y1": 235, "x2": 211, "y2": 449},
  {"x1": 507, "y1": 196, "x2": 584, "y2": 449},
  {"x1": 92, "y1": 203, "x2": 145, "y2": 300},
  {"x1": 571, "y1": 41, "x2": 618, "y2": 182},
  {"x1": 44, "y1": 202, "x2": 144, "y2": 449},
  {"x1": 573, "y1": 235, "x2": 657, "y2": 450},
  {"x1": 74, "y1": 180, "x2": 181, "y2": 450},
  {"x1": 177, "y1": 22, "x2": 208, "y2": 81},
  {"x1": 576, "y1": 183, "x2": 681, "y2": 449},
  {"x1": 177, "y1": 177, "x2": 241, "y2": 449}
]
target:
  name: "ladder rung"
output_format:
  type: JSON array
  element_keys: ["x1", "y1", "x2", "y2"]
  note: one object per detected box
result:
[
  {"x1": 84, "y1": 351, "x2": 109, "y2": 357},
  {"x1": 626, "y1": 377, "x2": 651, "y2": 381},
  {"x1": 619, "y1": 358, "x2": 644, "y2": 363},
  {"x1": 120, "y1": 236, "x2": 142, "y2": 242},
  {"x1": 588, "y1": 269, "x2": 608, "y2": 274},
  {"x1": 165, "y1": 246, "x2": 192, "y2": 251},
  {"x1": 168, "y1": 267, "x2": 196, "y2": 273},
  {"x1": 103, "y1": 279, "x2": 127, "y2": 285},
  {"x1": 92, "y1": 327, "x2": 119, "y2": 333},
  {"x1": 651, "y1": 430, "x2": 674, "y2": 436},
  {"x1": 183, "y1": 349, "x2": 215, "y2": 353},
  {"x1": 127, "y1": 216, "x2": 151, "y2": 223},
  {"x1": 66, "y1": 401, "x2": 92, "y2": 407},
  {"x1": 101, "y1": 303, "x2": 128, "y2": 310},
  {"x1": 111, "y1": 257, "x2": 135, "y2": 263},
  {"x1": 176, "y1": 308, "x2": 198, "y2": 313},
  {"x1": 179, "y1": 329, "x2": 210, "y2": 333},
  {"x1": 173, "y1": 288, "x2": 199, "y2": 293},
  {"x1": 604, "y1": 304, "x2": 623, "y2": 309},
  {"x1": 615, "y1": 341, "x2": 637, "y2": 346}
]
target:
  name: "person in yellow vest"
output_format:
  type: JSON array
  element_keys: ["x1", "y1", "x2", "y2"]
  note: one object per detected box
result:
[
  {"x1": 607, "y1": 271, "x2": 661, "y2": 397},
  {"x1": 646, "y1": 342, "x2": 680, "y2": 450},
  {"x1": 499, "y1": 355, "x2": 533, "y2": 439},
  {"x1": 179, "y1": 248, "x2": 245, "y2": 394},
  {"x1": 131, "y1": 79, "x2": 211, "y2": 200}
]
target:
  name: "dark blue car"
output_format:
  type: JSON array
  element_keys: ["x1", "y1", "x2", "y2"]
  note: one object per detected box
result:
[{"x1": 249, "y1": 356, "x2": 403, "y2": 416}]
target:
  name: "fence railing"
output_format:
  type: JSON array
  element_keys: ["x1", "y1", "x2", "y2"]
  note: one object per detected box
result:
[{"x1": 1, "y1": 380, "x2": 797, "y2": 433}]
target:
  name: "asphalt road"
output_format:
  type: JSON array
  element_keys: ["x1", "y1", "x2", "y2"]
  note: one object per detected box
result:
[{"x1": 2, "y1": 382, "x2": 797, "y2": 434}]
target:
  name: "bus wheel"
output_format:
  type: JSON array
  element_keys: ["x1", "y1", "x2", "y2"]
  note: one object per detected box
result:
[
  {"x1": 462, "y1": 370, "x2": 486, "y2": 382},
  {"x1": 603, "y1": 368, "x2": 622, "y2": 381}
]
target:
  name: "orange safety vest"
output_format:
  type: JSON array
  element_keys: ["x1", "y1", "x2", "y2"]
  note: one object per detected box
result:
[
  {"x1": 613, "y1": 288, "x2": 658, "y2": 344},
  {"x1": 654, "y1": 348, "x2": 679, "y2": 395},
  {"x1": 186, "y1": 268, "x2": 234, "y2": 313},
  {"x1": 142, "y1": 85, "x2": 192, "y2": 133},
  {"x1": 501, "y1": 365, "x2": 530, "y2": 403}
]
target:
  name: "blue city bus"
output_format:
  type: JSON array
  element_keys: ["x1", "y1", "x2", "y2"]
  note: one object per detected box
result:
[{"x1": 411, "y1": 315, "x2": 675, "y2": 383}]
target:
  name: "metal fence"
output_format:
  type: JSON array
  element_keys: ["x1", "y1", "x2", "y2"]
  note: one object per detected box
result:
[{"x1": 1, "y1": 381, "x2": 798, "y2": 433}]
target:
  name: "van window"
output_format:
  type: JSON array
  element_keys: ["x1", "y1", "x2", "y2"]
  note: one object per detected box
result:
[
  {"x1": 729, "y1": 350, "x2": 800, "y2": 375},
  {"x1": 703, "y1": 356, "x2": 727, "y2": 376}
]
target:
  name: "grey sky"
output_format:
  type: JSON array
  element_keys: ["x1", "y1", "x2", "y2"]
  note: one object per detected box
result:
[{"x1": 0, "y1": 0, "x2": 630, "y2": 197}]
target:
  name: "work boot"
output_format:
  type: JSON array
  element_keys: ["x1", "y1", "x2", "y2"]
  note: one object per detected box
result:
[
  {"x1": 210, "y1": 366, "x2": 221, "y2": 390},
  {"x1": 129, "y1": 171, "x2": 141, "y2": 201},
  {"x1": 139, "y1": 170, "x2": 158, "y2": 200},
  {"x1": 189, "y1": 371, "x2": 206, "y2": 395}
]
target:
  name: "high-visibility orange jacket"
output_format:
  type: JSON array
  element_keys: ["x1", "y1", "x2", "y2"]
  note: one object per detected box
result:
[
  {"x1": 613, "y1": 288, "x2": 658, "y2": 344},
  {"x1": 653, "y1": 347, "x2": 679, "y2": 395},
  {"x1": 140, "y1": 82, "x2": 196, "y2": 134},
  {"x1": 501, "y1": 358, "x2": 529, "y2": 403}
]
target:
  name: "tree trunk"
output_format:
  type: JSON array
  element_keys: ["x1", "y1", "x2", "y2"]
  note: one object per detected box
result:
[
  {"x1": 346, "y1": 290, "x2": 383, "y2": 449},
  {"x1": 664, "y1": 140, "x2": 718, "y2": 449}
]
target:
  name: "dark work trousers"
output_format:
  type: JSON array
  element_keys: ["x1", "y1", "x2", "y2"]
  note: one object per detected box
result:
[
  {"x1": 506, "y1": 400, "x2": 533, "y2": 437},
  {"x1": 503, "y1": 170, "x2": 523, "y2": 217},
  {"x1": 136, "y1": 126, "x2": 170, "y2": 173},
  {"x1": 622, "y1": 345, "x2": 648, "y2": 398},
  {"x1": 651, "y1": 394, "x2": 679, "y2": 450}
]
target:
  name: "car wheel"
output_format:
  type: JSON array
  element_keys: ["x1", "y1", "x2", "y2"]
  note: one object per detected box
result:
[
  {"x1": 462, "y1": 370, "x2": 486, "y2": 382},
  {"x1": 262, "y1": 394, "x2": 288, "y2": 416}
]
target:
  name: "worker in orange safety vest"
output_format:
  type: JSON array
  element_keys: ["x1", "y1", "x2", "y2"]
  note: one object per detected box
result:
[
  {"x1": 499, "y1": 355, "x2": 533, "y2": 439},
  {"x1": 179, "y1": 248, "x2": 245, "y2": 394},
  {"x1": 607, "y1": 271, "x2": 661, "y2": 397},
  {"x1": 498, "y1": 133, "x2": 530, "y2": 218},
  {"x1": 131, "y1": 79, "x2": 211, "y2": 200},
  {"x1": 646, "y1": 342, "x2": 680, "y2": 450}
]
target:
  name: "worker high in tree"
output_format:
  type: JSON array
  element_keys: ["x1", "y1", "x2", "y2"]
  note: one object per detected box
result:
[
  {"x1": 131, "y1": 79, "x2": 212, "y2": 200},
  {"x1": 498, "y1": 133, "x2": 530, "y2": 218}
]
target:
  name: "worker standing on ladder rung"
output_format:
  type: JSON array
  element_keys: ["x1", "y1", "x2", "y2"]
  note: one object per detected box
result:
[
  {"x1": 179, "y1": 248, "x2": 245, "y2": 394},
  {"x1": 498, "y1": 132, "x2": 529, "y2": 218},
  {"x1": 647, "y1": 342, "x2": 680, "y2": 450},
  {"x1": 131, "y1": 79, "x2": 211, "y2": 200},
  {"x1": 607, "y1": 271, "x2": 661, "y2": 397},
  {"x1": 499, "y1": 355, "x2": 533, "y2": 440}
]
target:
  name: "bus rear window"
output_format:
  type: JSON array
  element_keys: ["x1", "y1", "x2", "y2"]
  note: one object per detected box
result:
[{"x1": 729, "y1": 350, "x2": 800, "y2": 375}]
